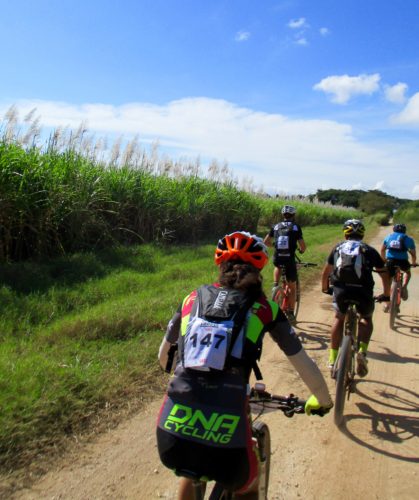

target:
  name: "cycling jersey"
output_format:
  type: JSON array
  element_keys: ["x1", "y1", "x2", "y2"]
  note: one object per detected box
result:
[
  {"x1": 383, "y1": 232, "x2": 416, "y2": 261},
  {"x1": 157, "y1": 283, "x2": 302, "y2": 490}
]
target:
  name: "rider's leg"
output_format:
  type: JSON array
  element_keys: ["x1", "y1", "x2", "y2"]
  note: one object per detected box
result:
[
  {"x1": 358, "y1": 317, "x2": 373, "y2": 353},
  {"x1": 329, "y1": 311, "x2": 345, "y2": 365},
  {"x1": 273, "y1": 265, "x2": 280, "y2": 286},
  {"x1": 177, "y1": 478, "x2": 205, "y2": 500},
  {"x1": 287, "y1": 280, "x2": 297, "y2": 310},
  {"x1": 356, "y1": 316, "x2": 372, "y2": 377},
  {"x1": 403, "y1": 269, "x2": 411, "y2": 287}
]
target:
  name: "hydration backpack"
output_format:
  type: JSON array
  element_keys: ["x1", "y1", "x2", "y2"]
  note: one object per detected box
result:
[
  {"x1": 274, "y1": 222, "x2": 297, "y2": 256},
  {"x1": 332, "y1": 240, "x2": 368, "y2": 285},
  {"x1": 179, "y1": 286, "x2": 254, "y2": 372}
]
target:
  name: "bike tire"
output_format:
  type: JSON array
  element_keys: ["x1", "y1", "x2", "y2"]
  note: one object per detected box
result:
[
  {"x1": 334, "y1": 335, "x2": 352, "y2": 427},
  {"x1": 389, "y1": 281, "x2": 399, "y2": 329},
  {"x1": 253, "y1": 421, "x2": 271, "y2": 500}
]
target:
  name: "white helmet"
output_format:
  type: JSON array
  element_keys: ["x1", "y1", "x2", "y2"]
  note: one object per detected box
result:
[{"x1": 281, "y1": 205, "x2": 296, "y2": 215}]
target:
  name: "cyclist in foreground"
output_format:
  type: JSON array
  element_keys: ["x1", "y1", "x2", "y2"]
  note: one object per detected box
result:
[
  {"x1": 321, "y1": 220, "x2": 390, "y2": 377},
  {"x1": 380, "y1": 223, "x2": 416, "y2": 310},
  {"x1": 263, "y1": 205, "x2": 306, "y2": 324},
  {"x1": 157, "y1": 231, "x2": 333, "y2": 499}
]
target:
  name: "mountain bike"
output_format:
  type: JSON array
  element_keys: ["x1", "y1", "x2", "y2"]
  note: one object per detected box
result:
[
  {"x1": 184, "y1": 384, "x2": 310, "y2": 500},
  {"x1": 388, "y1": 263, "x2": 417, "y2": 329},
  {"x1": 331, "y1": 299, "x2": 360, "y2": 427},
  {"x1": 272, "y1": 255, "x2": 317, "y2": 323}
]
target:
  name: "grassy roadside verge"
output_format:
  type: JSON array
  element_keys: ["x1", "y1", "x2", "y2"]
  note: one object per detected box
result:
[{"x1": 0, "y1": 221, "x2": 382, "y2": 474}]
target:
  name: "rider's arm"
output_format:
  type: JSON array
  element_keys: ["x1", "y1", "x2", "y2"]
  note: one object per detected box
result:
[
  {"x1": 269, "y1": 320, "x2": 333, "y2": 408},
  {"x1": 409, "y1": 247, "x2": 417, "y2": 265},
  {"x1": 158, "y1": 308, "x2": 181, "y2": 371},
  {"x1": 321, "y1": 263, "x2": 333, "y2": 293},
  {"x1": 287, "y1": 349, "x2": 333, "y2": 408},
  {"x1": 263, "y1": 234, "x2": 272, "y2": 247},
  {"x1": 298, "y1": 238, "x2": 306, "y2": 254}
]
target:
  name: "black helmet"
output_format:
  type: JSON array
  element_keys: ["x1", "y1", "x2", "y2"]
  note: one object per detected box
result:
[
  {"x1": 343, "y1": 219, "x2": 365, "y2": 239},
  {"x1": 393, "y1": 223, "x2": 406, "y2": 234}
]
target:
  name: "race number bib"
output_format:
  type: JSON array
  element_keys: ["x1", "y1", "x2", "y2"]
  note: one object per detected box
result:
[
  {"x1": 276, "y1": 236, "x2": 289, "y2": 250},
  {"x1": 183, "y1": 318, "x2": 233, "y2": 370},
  {"x1": 389, "y1": 239, "x2": 402, "y2": 249}
]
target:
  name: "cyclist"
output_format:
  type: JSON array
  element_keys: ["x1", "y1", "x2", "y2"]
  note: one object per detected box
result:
[
  {"x1": 157, "y1": 231, "x2": 333, "y2": 500},
  {"x1": 380, "y1": 223, "x2": 416, "y2": 310},
  {"x1": 263, "y1": 205, "x2": 306, "y2": 324},
  {"x1": 321, "y1": 220, "x2": 390, "y2": 378}
]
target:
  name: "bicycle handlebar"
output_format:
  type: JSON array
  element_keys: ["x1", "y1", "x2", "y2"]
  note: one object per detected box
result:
[
  {"x1": 249, "y1": 384, "x2": 326, "y2": 417},
  {"x1": 249, "y1": 386, "x2": 305, "y2": 417},
  {"x1": 296, "y1": 262, "x2": 318, "y2": 268}
]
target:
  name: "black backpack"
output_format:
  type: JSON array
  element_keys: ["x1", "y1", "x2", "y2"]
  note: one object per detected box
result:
[
  {"x1": 332, "y1": 240, "x2": 368, "y2": 285},
  {"x1": 274, "y1": 222, "x2": 297, "y2": 256}
]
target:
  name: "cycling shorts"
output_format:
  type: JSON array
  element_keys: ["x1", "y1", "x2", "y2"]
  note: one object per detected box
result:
[
  {"x1": 273, "y1": 255, "x2": 297, "y2": 282},
  {"x1": 156, "y1": 412, "x2": 258, "y2": 492},
  {"x1": 386, "y1": 259, "x2": 411, "y2": 277},
  {"x1": 332, "y1": 284, "x2": 375, "y2": 318}
]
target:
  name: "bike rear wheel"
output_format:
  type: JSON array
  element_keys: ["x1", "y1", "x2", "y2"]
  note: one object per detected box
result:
[
  {"x1": 334, "y1": 334, "x2": 352, "y2": 427},
  {"x1": 389, "y1": 280, "x2": 400, "y2": 329},
  {"x1": 253, "y1": 421, "x2": 271, "y2": 500}
]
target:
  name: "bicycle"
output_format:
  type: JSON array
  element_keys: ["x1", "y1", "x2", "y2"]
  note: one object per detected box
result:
[
  {"x1": 388, "y1": 263, "x2": 417, "y2": 329},
  {"x1": 330, "y1": 299, "x2": 360, "y2": 427},
  {"x1": 183, "y1": 383, "x2": 310, "y2": 500},
  {"x1": 272, "y1": 254, "x2": 317, "y2": 323}
]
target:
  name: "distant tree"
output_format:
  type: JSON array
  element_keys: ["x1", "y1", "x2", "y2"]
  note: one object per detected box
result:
[{"x1": 358, "y1": 190, "x2": 396, "y2": 215}]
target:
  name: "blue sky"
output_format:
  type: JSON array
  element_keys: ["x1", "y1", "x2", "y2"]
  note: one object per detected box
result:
[{"x1": 1, "y1": 0, "x2": 419, "y2": 199}]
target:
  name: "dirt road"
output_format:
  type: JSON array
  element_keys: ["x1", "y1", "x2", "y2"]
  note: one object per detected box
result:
[{"x1": 9, "y1": 227, "x2": 419, "y2": 499}]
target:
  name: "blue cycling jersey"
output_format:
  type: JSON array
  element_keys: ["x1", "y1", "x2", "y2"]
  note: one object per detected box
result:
[{"x1": 383, "y1": 232, "x2": 415, "y2": 260}]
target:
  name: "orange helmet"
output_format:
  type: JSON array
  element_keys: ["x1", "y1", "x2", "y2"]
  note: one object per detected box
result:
[{"x1": 214, "y1": 231, "x2": 269, "y2": 270}]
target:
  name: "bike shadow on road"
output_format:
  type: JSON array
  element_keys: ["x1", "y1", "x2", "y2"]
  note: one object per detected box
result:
[
  {"x1": 354, "y1": 379, "x2": 419, "y2": 412},
  {"x1": 367, "y1": 346, "x2": 419, "y2": 365},
  {"x1": 294, "y1": 321, "x2": 330, "y2": 351},
  {"x1": 337, "y1": 400, "x2": 419, "y2": 462},
  {"x1": 388, "y1": 314, "x2": 419, "y2": 337}
]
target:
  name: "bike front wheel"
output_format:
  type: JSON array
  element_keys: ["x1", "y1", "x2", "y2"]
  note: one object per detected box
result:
[
  {"x1": 253, "y1": 421, "x2": 271, "y2": 500},
  {"x1": 334, "y1": 335, "x2": 352, "y2": 427}
]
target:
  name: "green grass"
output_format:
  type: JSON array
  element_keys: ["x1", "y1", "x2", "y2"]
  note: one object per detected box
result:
[{"x1": 0, "y1": 225, "x2": 348, "y2": 471}]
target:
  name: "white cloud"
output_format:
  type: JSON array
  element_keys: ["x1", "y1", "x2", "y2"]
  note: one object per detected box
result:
[
  {"x1": 235, "y1": 30, "x2": 250, "y2": 42},
  {"x1": 313, "y1": 73, "x2": 381, "y2": 104},
  {"x1": 288, "y1": 17, "x2": 307, "y2": 29},
  {"x1": 384, "y1": 82, "x2": 408, "y2": 104},
  {"x1": 2, "y1": 97, "x2": 418, "y2": 198},
  {"x1": 319, "y1": 27, "x2": 330, "y2": 36},
  {"x1": 295, "y1": 37, "x2": 308, "y2": 46},
  {"x1": 392, "y1": 92, "x2": 419, "y2": 125},
  {"x1": 412, "y1": 184, "x2": 419, "y2": 198}
]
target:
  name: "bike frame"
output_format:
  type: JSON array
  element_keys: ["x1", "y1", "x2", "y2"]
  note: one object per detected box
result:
[
  {"x1": 272, "y1": 256, "x2": 316, "y2": 321},
  {"x1": 332, "y1": 302, "x2": 358, "y2": 427}
]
